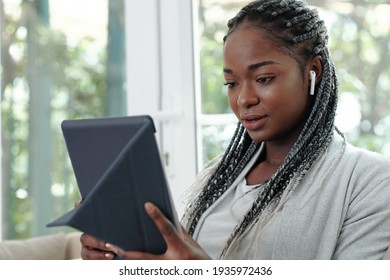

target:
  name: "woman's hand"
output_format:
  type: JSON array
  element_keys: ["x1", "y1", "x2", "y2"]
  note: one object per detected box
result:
[
  {"x1": 80, "y1": 233, "x2": 116, "y2": 260},
  {"x1": 75, "y1": 199, "x2": 111, "y2": 260},
  {"x1": 106, "y1": 202, "x2": 211, "y2": 260},
  {"x1": 77, "y1": 200, "x2": 116, "y2": 260}
]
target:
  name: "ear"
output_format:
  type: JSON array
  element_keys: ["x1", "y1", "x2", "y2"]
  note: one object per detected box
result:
[{"x1": 309, "y1": 55, "x2": 323, "y2": 84}]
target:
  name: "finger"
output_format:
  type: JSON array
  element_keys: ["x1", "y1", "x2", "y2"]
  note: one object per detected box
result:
[
  {"x1": 74, "y1": 199, "x2": 83, "y2": 208},
  {"x1": 144, "y1": 202, "x2": 181, "y2": 246},
  {"x1": 80, "y1": 233, "x2": 110, "y2": 252},
  {"x1": 81, "y1": 247, "x2": 115, "y2": 260},
  {"x1": 105, "y1": 243, "x2": 162, "y2": 260},
  {"x1": 104, "y1": 243, "x2": 125, "y2": 258}
]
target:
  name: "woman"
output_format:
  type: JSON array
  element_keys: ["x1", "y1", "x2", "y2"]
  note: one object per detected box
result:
[{"x1": 81, "y1": 0, "x2": 390, "y2": 259}]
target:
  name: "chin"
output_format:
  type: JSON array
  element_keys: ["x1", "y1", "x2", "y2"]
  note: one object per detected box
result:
[{"x1": 246, "y1": 131, "x2": 268, "y2": 143}]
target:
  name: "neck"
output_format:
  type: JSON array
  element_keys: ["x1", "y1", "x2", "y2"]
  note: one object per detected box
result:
[{"x1": 263, "y1": 135, "x2": 299, "y2": 166}]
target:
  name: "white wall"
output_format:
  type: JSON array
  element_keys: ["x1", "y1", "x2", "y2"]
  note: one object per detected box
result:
[
  {"x1": 125, "y1": 0, "x2": 198, "y2": 216},
  {"x1": 0, "y1": 8, "x2": 2, "y2": 240}
]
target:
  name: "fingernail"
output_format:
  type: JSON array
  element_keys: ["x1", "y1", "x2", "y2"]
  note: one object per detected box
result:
[
  {"x1": 144, "y1": 202, "x2": 153, "y2": 212},
  {"x1": 105, "y1": 253, "x2": 114, "y2": 259}
]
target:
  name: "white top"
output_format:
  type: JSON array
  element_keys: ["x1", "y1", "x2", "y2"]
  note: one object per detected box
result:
[
  {"x1": 191, "y1": 133, "x2": 390, "y2": 259},
  {"x1": 195, "y1": 179, "x2": 275, "y2": 259}
]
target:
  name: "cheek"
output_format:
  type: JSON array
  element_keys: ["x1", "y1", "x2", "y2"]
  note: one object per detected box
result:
[
  {"x1": 269, "y1": 85, "x2": 308, "y2": 118},
  {"x1": 279, "y1": 79, "x2": 307, "y2": 105},
  {"x1": 276, "y1": 92, "x2": 310, "y2": 125}
]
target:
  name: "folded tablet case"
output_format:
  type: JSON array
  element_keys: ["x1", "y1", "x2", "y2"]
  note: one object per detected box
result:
[{"x1": 47, "y1": 115, "x2": 178, "y2": 255}]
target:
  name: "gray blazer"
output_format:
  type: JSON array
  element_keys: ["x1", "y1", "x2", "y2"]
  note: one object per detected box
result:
[{"x1": 192, "y1": 133, "x2": 390, "y2": 259}]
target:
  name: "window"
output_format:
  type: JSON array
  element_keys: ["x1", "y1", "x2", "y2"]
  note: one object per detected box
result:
[{"x1": 1, "y1": 0, "x2": 126, "y2": 239}]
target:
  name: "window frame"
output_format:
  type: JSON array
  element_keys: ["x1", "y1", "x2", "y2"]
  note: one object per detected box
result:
[{"x1": 124, "y1": 0, "x2": 198, "y2": 215}]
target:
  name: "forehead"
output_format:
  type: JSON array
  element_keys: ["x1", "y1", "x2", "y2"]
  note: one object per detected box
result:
[
  {"x1": 224, "y1": 26, "x2": 272, "y2": 54},
  {"x1": 223, "y1": 25, "x2": 298, "y2": 69}
]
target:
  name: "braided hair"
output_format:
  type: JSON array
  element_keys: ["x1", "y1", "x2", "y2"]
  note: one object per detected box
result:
[{"x1": 182, "y1": 0, "x2": 339, "y2": 258}]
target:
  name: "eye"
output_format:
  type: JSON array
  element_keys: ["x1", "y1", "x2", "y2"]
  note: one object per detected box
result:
[
  {"x1": 223, "y1": 81, "x2": 238, "y2": 89},
  {"x1": 256, "y1": 76, "x2": 274, "y2": 84}
]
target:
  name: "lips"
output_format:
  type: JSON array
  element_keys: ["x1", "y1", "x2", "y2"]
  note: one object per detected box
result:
[{"x1": 241, "y1": 115, "x2": 267, "y2": 130}]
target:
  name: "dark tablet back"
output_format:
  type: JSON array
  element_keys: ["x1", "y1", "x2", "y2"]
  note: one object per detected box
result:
[
  {"x1": 47, "y1": 115, "x2": 177, "y2": 254},
  {"x1": 61, "y1": 116, "x2": 148, "y2": 199}
]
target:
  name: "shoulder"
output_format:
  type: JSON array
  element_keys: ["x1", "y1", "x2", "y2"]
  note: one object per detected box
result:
[
  {"x1": 326, "y1": 134, "x2": 390, "y2": 259},
  {"x1": 329, "y1": 133, "x2": 390, "y2": 177},
  {"x1": 318, "y1": 133, "x2": 390, "y2": 202},
  {"x1": 345, "y1": 142, "x2": 390, "y2": 167},
  {"x1": 328, "y1": 134, "x2": 390, "y2": 215}
]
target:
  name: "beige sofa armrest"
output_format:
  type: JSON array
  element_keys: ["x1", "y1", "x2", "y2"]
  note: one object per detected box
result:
[
  {"x1": 65, "y1": 232, "x2": 82, "y2": 259},
  {"x1": 0, "y1": 233, "x2": 67, "y2": 260}
]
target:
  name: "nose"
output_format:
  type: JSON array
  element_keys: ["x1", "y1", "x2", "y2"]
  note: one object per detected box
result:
[{"x1": 237, "y1": 84, "x2": 259, "y2": 108}]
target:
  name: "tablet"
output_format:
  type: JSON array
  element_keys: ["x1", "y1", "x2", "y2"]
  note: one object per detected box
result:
[{"x1": 47, "y1": 115, "x2": 178, "y2": 255}]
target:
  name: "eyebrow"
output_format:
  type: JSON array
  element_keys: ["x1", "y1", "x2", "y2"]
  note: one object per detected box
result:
[{"x1": 223, "y1": 60, "x2": 279, "y2": 74}]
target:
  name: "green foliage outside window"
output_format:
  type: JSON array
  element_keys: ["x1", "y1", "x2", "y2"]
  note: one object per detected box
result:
[{"x1": 1, "y1": 0, "x2": 124, "y2": 239}]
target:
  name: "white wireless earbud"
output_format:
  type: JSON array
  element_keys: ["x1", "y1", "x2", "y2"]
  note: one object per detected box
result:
[{"x1": 309, "y1": 70, "x2": 316, "y2": 96}]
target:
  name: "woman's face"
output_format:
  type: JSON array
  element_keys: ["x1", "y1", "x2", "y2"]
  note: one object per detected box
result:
[{"x1": 223, "y1": 25, "x2": 313, "y2": 144}]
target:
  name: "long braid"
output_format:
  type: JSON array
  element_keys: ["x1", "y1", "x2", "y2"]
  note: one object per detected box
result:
[
  {"x1": 183, "y1": 0, "x2": 339, "y2": 258},
  {"x1": 185, "y1": 123, "x2": 260, "y2": 235}
]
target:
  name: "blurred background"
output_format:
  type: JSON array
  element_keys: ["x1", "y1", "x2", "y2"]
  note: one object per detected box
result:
[{"x1": 1, "y1": 0, "x2": 389, "y2": 240}]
